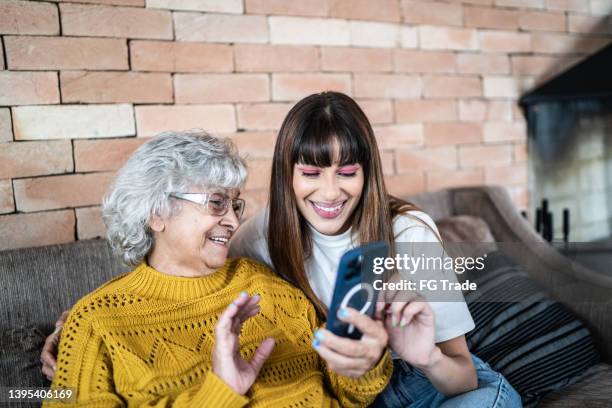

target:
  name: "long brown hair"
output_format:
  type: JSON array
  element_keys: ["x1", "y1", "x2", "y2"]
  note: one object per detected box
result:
[{"x1": 268, "y1": 92, "x2": 419, "y2": 318}]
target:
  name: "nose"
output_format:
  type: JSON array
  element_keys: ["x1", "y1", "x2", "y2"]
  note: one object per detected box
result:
[
  {"x1": 219, "y1": 206, "x2": 240, "y2": 231},
  {"x1": 320, "y1": 173, "x2": 342, "y2": 201}
]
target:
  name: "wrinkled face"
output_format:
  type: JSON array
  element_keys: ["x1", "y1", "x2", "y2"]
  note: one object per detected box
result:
[
  {"x1": 292, "y1": 161, "x2": 364, "y2": 236},
  {"x1": 151, "y1": 187, "x2": 241, "y2": 275}
]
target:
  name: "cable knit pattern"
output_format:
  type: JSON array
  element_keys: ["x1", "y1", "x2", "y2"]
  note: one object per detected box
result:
[{"x1": 46, "y1": 258, "x2": 392, "y2": 407}]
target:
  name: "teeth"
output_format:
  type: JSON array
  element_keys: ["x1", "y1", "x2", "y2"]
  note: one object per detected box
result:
[
  {"x1": 313, "y1": 202, "x2": 343, "y2": 212},
  {"x1": 209, "y1": 237, "x2": 229, "y2": 245}
]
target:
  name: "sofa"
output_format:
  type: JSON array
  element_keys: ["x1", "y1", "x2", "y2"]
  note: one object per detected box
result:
[{"x1": 1, "y1": 186, "x2": 611, "y2": 407}]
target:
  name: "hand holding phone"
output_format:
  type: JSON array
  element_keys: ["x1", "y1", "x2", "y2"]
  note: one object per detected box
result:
[{"x1": 326, "y1": 241, "x2": 389, "y2": 339}]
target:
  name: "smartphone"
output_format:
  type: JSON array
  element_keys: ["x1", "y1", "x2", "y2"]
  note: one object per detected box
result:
[{"x1": 326, "y1": 241, "x2": 389, "y2": 339}]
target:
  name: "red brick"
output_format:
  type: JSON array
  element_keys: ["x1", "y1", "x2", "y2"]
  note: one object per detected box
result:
[
  {"x1": 321, "y1": 47, "x2": 392, "y2": 72},
  {"x1": 76, "y1": 206, "x2": 105, "y2": 240},
  {"x1": 497, "y1": 0, "x2": 544, "y2": 8},
  {"x1": 330, "y1": 0, "x2": 401, "y2": 22},
  {"x1": 419, "y1": 26, "x2": 478, "y2": 51},
  {"x1": 174, "y1": 12, "x2": 268, "y2": 43},
  {"x1": 226, "y1": 132, "x2": 277, "y2": 159},
  {"x1": 446, "y1": 0, "x2": 493, "y2": 4},
  {"x1": 0, "y1": 0, "x2": 59, "y2": 35},
  {"x1": 61, "y1": 72, "x2": 172, "y2": 103},
  {"x1": 519, "y1": 11, "x2": 566, "y2": 31},
  {"x1": 424, "y1": 76, "x2": 481, "y2": 98},
  {"x1": 12, "y1": 105, "x2": 135, "y2": 140},
  {"x1": 355, "y1": 74, "x2": 422, "y2": 99},
  {"x1": 245, "y1": 0, "x2": 329, "y2": 17},
  {"x1": 0, "y1": 72, "x2": 59, "y2": 105},
  {"x1": 514, "y1": 142, "x2": 528, "y2": 162},
  {"x1": 0, "y1": 210, "x2": 75, "y2": 250},
  {"x1": 480, "y1": 31, "x2": 531, "y2": 53},
  {"x1": 5, "y1": 36, "x2": 127, "y2": 70},
  {"x1": 357, "y1": 100, "x2": 394, "y2": 124},
  {"x1": 272, "y1": 74, "x2": 352, "y2": 101},
  {"x1": 175, "y1": 74, "x2": 269, "y2": 104},
  {"x1": 349, "y1": 21, "x2": 401, "y2": 48},
  {"x1": 235, "y1": 45, "x2": 319, "y2": 72},
  {"x1": 374, "y1": 124, "x2": 424, "y2": 150},
  {"x1": 14, "y1": 173, "x2": 115, "y2": 212},
  {"x1": 394, "y1": 50, "x2": 456, "y2": 73},
  {"x1": 0, "y1": 109, "x2": 12, "y2": 142},
  {"x1": 61, "y1": 4, "x2": 172, "y2": 39},
  {"x1": 424, "y1": 123, "x2": 481, "y2": 146},
  {"x1": 269, "y1": 16, "x2": 349, "y2": 46},
  {"x1": 457, "y1": 54, "x2": 510, "y2": 75},
  {"x1": 483, "y1": 121, "x2": 526, "y2": 142},
  {"x1": 426, "y1": 168, "x2": 484, "y2": 191},
  {"x1": 380, "y1": 151, "x2": 395, "y2": 175},
  {"x1": 464, "y1": 6, "x2": 519, "y2": 30},
  {"x1": 532, "y1": 33, "x2": 610, "y2": 54},
  {"x1": 485, "y1": 164, "x2": 527, "y2": 185},
  {"x1": 59, "y1": 0, "x2": 144, "y2": 5},
  {"x1": 395, "y1": 100, "x2": 458, "y2": 123},
  {"x1": 0, "y1": 140, "x2": 73, "y2": 179},
  {"x1": 459, "y1": 100, "x2": 513, "y2": 122},
  {"x1": 237, "y1": 103, "x2": 292, "y2": 131},
  {"x1": 483, "y1": 76, "x2": 535, "y2": 98},
  {"x1": 401, "y1": 1, "x2": 463, "y2": 26},
  {"x1": 147, "y1": 0, "x2": 242, "y2": 13},
  {"x1": 244, "y1": 159, "x2": 272, "y2": 190},
  {"x1": 396, "y1": 146, "x2": 457, "y2": 172},
  {"x1": 0, "y1": 180, "x2": 14, "y2": 214},
  {"x1": 568, "y1": 14, "x2": 612, "y2": 34},
  {"x1": 511, "y1": 56, "x2": 569, "y2": 76},
  {"x1": 241, "y1": 189, "x2": 269, "y2": 219},
  {"x1": 459, "y1": 145, "x2": 512, "y2": 167},
  {"x1": 135, "y1": 105, "x2": 236, "y2": 137},
  {"x1": 545, "y1": 0, "x2": 589, "y2": 12},
  {"x1": 385, "y1": 172, "x2": 425, "y2": 197},
  {"x1": 74, "y1": 138, "x2": 147, "y2": 172},
  {"x1": 131, "y1": 41, "x2": 233, "y2": 73}
]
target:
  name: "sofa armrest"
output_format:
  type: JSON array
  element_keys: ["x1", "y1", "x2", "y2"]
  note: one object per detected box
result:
[{"x1": 448, "y1": 185, "x2": 612, "y2": 363}]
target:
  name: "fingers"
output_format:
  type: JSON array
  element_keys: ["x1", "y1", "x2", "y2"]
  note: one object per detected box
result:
[
  {"x1": 313, "y1": 328, "x2": 370, "y2": 358},
  {"x1": 249, "y1": 338, "x2": 275, "y2": 374},
  {"x1": 58, "y1": 310, "x2": 70, "y2": 327},
  {"x1": 337, "y1": 308, "x2": 387, "y2": 345},
  {"x1": 40, "y1": 328, "x2": 61, "y2": 380},
  {"x1": 216, "y1": 292, "x2": 262, "y2": 336},
  {"x1": 312, "y1": 342, "x2": 369, "y2": 378},
  {"x1": 397, "y1": 299, "x2": 434, "y2": 327}
]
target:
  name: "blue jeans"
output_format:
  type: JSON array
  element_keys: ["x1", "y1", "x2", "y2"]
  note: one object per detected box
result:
[{"x1": 371, "y1": 354, "x2": 522, "y2": 408}]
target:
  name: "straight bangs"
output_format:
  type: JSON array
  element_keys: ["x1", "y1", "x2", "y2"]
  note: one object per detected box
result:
[{"x1": 290, "y1": 115, "x2": 369, "y2": 168}]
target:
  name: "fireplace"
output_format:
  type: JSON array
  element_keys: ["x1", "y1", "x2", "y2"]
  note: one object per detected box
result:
[{"x1": 520, "y1": 43, "x2": 612, "y2": 276}]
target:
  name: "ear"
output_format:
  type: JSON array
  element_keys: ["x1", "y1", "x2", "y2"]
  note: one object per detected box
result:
[{"x1": 149, "y1": 215, "x2": 165, "y2": 232}]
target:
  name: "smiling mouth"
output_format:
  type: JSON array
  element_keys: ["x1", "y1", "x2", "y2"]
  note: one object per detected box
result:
[
  {"x1": 207, "y1": 236, "x2": 230, "y2": 246},
  {"x1": 310, "y1": 200, "x2": 347, "y2": 219}
]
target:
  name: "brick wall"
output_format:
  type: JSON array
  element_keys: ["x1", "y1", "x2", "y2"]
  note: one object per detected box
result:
[{"x1": 1, "y1": 0, "x2": 611, "y2": 250}]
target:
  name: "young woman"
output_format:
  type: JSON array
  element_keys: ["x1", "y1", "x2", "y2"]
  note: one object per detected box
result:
[{"x1": 229, "y1": 92, "x2": 522, "y2": 407}]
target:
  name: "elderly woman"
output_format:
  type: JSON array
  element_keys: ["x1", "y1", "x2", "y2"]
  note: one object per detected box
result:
[{"x1": 45, "y1": 131, "x2": 391, "y2": 407}]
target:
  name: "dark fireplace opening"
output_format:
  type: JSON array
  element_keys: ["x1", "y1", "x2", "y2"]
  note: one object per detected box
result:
[{"x1": 520, "y1": 43, "x2": 612, "y2": 277}]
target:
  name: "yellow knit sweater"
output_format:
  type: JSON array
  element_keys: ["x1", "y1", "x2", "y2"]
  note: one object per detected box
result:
[{"x1": 46, "y1": 258, "x2": 392, "y2": 407}]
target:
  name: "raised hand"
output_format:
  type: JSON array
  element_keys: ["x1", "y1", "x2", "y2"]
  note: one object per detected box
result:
[{"x1": 212, "y1": 292, "x2": 275, "y2": 395}]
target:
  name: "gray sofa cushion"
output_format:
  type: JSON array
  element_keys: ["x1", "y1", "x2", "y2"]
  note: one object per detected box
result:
[
  {"x1": 537, "y1": 363, "x2": 612, "y2": 407},
  {"x1": 0, "y1": 239, "x2": 129, "y2": 331},
  {"x1": 464, "y1": 251, "x2": 600, "y2": 407}
]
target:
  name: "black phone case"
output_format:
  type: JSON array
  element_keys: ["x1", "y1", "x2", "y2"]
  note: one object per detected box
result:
[{"x1": 326, "y1": 241, "x2": 389, "y2": 339}]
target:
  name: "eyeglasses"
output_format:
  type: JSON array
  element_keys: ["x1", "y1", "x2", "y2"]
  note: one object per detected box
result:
[{"x1": 169, "y1": 192, "x2": 245, "y2": 219}]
